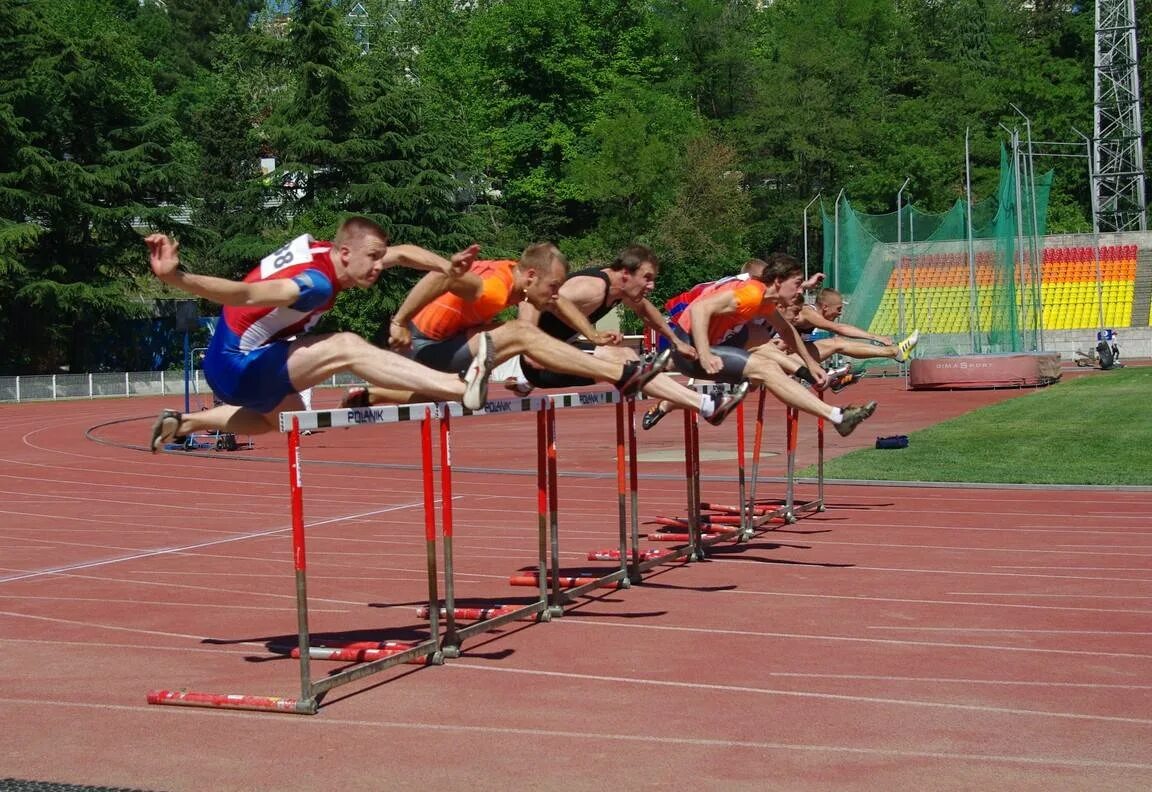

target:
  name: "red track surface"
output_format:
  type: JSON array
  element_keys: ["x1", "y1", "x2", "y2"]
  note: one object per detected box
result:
[{"x1": 1, "y1": 372, "x2": 1150, "y2": 791}]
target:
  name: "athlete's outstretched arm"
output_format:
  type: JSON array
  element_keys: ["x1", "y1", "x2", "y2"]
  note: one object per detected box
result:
[
  {"x1": 769, "y1": 309, "x2": 826, "y2": 388},
  {"x1": 800, "y1": 305, "x2": 889, "y2": 344},
  {"x1": 383, "y1": 244, "x2": 480, "y2": 276},
  {"x1": 687, "y1": 291, "x2": 739, "y2": 375},
  {"x1": 547, "y1": 297, "x2": 620, "y2": 345},
  {"x1": 146, "y1": 234, "x2": 299, "y2": 308},
  {"x1": 628, "y1": 297, "x2": 695, "y2": 359}
]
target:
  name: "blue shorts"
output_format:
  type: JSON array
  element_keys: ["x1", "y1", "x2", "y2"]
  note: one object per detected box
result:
[
  {"x1": 802, "y1": 329, "x2": 834, "y2": 342},
  {"x1": 203, "y1": 331, "x2": 295, "y2": 414}
]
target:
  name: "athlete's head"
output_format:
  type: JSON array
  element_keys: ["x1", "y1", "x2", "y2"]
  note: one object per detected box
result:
[
  {"x1": 518, "y1": 242, "x2": 570, "y2": 309},
  {"x1": 780, "y1": 293, "x2": 805, "y2": 324},
  {"x1": 608, "y1": 245, "x2": 659, "y2": 301},
  {"x1": 740, "y1": 259, "x2": 768, "y2": 279},
  {"x1": 816, "y1": 288, "x2": 844, "y2": 320},
  {"x1": 333, "y1": 216, "x2": 390, "y2": 288},
  {"x1": 757, "y1": 252, "x2": 804, "y2": 306}
]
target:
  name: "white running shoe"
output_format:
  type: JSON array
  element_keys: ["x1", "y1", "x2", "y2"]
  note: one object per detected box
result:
[{"x1": 462, "y1": 332, "x2": 495, "y2": 410}]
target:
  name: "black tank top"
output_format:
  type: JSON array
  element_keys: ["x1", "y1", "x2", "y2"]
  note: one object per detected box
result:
[{"x1": 536, "y1": 267, "x2": 618, "y2": 341}]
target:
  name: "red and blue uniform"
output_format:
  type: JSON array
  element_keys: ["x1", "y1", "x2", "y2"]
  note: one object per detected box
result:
[{"x1": 205, "y1": 235, "x2": 341, "y2": 413}]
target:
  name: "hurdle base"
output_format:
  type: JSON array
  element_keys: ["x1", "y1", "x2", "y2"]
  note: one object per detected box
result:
[{"x1": 147, "y1": 689, "x2": 317, "y2": 715}]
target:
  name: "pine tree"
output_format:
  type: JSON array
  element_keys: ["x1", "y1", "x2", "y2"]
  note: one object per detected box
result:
[{"x1": 0, "y1": 0, "x2": 195, "y2": 372}]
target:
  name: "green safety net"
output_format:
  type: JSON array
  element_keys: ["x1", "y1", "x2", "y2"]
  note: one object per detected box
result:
[{"x1": 821, "y1": 145, "x2": 1053, "y2": 362}]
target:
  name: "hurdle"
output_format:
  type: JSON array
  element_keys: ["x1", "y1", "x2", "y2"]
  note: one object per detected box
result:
[
  {"x1": 148, "y1": 404, "x2": 449, "y2": 715},
  {"x1": 624, "y1": 382, "x2": 826, "y2": 572},
  {"x1": 741, "y1": 388, "x2": 827, "y2": 524},
  {"x1": 443, "y1": 391, "x2": 634, "y2": 635}
]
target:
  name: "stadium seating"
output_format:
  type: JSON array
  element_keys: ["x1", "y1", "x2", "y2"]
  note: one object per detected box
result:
[{"x1": 866, "y1": 245, "x2": 1139, "y2": 335}]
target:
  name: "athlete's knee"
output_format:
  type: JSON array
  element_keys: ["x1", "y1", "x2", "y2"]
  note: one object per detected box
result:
[{"x1": 593, "y1": 345, "x2": 637, "y2": 363}]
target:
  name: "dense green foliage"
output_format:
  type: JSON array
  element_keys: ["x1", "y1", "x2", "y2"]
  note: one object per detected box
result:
[
  {"x1": 803, "y1": 368, "x2": 1152, "y2": 485},
  {"x1": 0, "y1": 0, "x2": 1142, "y2": 372}
]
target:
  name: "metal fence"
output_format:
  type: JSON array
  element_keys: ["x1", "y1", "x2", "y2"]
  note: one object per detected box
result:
[{"x1": 0, "y1": 371, "x2": 363, "y2": 404}]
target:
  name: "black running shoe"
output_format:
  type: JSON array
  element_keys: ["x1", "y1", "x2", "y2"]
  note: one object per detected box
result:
[
  {"x1": 704, "y1": 381, "x2": 750, "y2": 426},
  {"x1": 641, "y1": 404, "x2": 668, "y2": 431},
  {"x1": 618, "y1": 347, "x2": 672, "y2": 398},
  {"x1": 150, "y1": 408, "x2": 182, "y2": 453},
  {"x1": 341, "y1": 386, "x2": 370, "y2": 408},
  {"x1": 834, "y1": 401, "x2": 878, "y2": 437}
]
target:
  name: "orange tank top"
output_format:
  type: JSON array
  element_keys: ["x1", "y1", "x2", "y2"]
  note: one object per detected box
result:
[
  {"x1": 676, "y1": 278, "x2": 774, "y2": 344},
  {"x1": 411, "y1": 260, "x2": 519, "y2": 340}
]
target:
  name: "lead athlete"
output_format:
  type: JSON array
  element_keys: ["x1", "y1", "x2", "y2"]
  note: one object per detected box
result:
[{"x1": 145, "y1": 216, "x2": 494, "y2": 451}]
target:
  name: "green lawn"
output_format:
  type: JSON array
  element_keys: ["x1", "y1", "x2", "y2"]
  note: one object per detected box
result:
[{"x1": 802, "y1": 367, "x2": 1152, "y2": 486}]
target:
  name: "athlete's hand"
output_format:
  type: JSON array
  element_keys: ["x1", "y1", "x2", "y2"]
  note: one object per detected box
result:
[
  {"x1": 447, "y1": 244, "x2": 481, "y2": 277},
  {"x1": 801, "y1": 272, "x2": 825, "y2": 291},
  {"x1": 145, "y1": 234, "x2": 181, "y2": 282},
  {"x1": 700, "y1": 352, "x2": 723, "y2": 375},
  {"x1": 590, "y1": 330, "x2": 623, "y2": 346},
  {"x1": 874, "y1": 334, "x2": 893, "y2": 345},
  {"x1": 809, "y1": 366, "x2": 828, "y2": 389},
  {"x1": 673, "y1": 338, "x2": 697, "y2": 360},
  {"x1": 388, "y1": 320, "x2": 412, "y2": 351}
]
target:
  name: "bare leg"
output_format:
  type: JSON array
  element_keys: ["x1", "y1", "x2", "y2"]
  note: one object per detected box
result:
[
  {"x1": 743, "y1": 357, "x2": 837, "y2": 421},
  {"x1": 814, "y1": 337, "x2": 897, "y2": 361},
  {"x1": 287, "y1": 332, "x2": 468, "y2": 401},
  {"x1": 583, "y1": 346, "x2": 703, "y2": 412},
  {"x1": 488, "y1": 320, "x2": 629, "y2": 382},
  {"x1": 168, "y1": 392, "x2": 305, "y2": 437},
  {"x1": 356, "y1": 387, "x2": 423, "y2": 405}
]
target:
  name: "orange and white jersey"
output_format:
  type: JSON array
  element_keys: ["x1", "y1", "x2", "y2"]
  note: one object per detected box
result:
[{"x1": 411, "y1": 260, "x2": 518, "y2": 340}]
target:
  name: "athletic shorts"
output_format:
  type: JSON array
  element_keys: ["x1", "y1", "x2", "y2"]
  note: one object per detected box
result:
[
  {"x1": 203, "y1": 332, "x2": 295, "y2": 414},
  {"x1": 521, "y1": 357, "x2": 594, "y2": 389},
  {"x1": 408, "y1": 324, "x2": 475, "y2": 372},
  {"x1": 802, "y1": 329, "x2": 834, "y2": 342},
  {"x1": 669, "y1": 327, "x2": 749, "y2": 384}
]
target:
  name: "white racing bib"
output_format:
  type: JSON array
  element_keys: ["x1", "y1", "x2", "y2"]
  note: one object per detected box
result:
[{"x1": 259, "y1": 234, "x2": 315, "y2": 279}]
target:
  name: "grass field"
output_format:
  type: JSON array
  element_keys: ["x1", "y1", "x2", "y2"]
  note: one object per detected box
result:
[{"x1": 803, "y1": 366, "x2": 1152, "y2": 486}]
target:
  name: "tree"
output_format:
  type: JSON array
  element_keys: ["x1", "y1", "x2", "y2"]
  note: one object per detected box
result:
[{"x1": 0, "y1": 0, "x2": 196, "y2": 373}]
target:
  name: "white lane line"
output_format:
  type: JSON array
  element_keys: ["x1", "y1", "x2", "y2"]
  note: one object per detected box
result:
[
  {"x1": 724, "y1": 588, "x2": 1152, "y2": 615},
  {"x1": 561, "y1": 617, "x2": 1152, "y2": 660},
  {"x1": 2, "y1": 696, "x2": 1150, "y2": 770},
  {"x1": 0, "y1": 594, "x2": 347, "y2": 613},
  {"x1": 949, "y1": 592, "x2": 1152, "y2": 599},
  {"x1": 763, "y1": 671, "x2": 1152, "y2": 690},
  {"x1": 853, "y1": 565, "x2": 1151, "y2": 582},
  {"x1": 0, "y1": 609, "x2": 266, "y2": 645},
  {"x1": 867, "y1": 626, "x2": 1152, "y2": 635},
  {"x1": 0, "y1": 500, "x2": 429, "y2": 585},
  {"x1": 451, "y1": 664, "x2": 1152, "y2": 726}
]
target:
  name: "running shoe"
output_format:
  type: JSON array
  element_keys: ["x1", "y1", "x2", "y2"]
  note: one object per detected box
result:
[
  {"x1": 895, "y1": 330, "x2": 920, "y2": 362},
  {"x1": 641, "y1": 403, "x2": 669, "y2": 431},
  {"x1": 462, "y1": 331, "x2": 495, "y2": 410},
  {"x1": 834, "y1": 401, "x2": 878, "y2": 437},
  {"x1": 504, "y1": 377, "x2": 535, "y2": 397},
  {"x1": 618, "y1": 347, "x2": 672, "y2": 398},
  {"x1": 827, "y1": 365, "x2": 860, "y2": 394},
  {"x1": 150, "y1": 408, "x2": 182, "y2": 453},
  {"x1": 703, "y1": 381, "x2": 750, "y2": 426},
  {"x1": 341, "y1": 386, "x2": 370, "y2": 408}
]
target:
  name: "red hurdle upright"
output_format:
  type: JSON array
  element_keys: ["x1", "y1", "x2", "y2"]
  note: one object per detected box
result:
[{"x1": 148, "y1": 407, "x2": 447, "y2": 715}]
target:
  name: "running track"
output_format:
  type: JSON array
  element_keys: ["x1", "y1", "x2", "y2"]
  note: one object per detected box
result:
[{"x1": 1, "y1": 373, "x2": 1150, "y2": 791}]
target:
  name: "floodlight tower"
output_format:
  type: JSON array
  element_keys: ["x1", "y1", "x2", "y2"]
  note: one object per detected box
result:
[{"x1": 1094, "y1": 0, "x2": 1147, "y2": 231}]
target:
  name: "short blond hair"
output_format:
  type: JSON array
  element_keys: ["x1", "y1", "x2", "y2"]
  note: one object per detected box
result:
[{"x1": 519, "y1": 242, "x2": 569, "y2": 274}]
